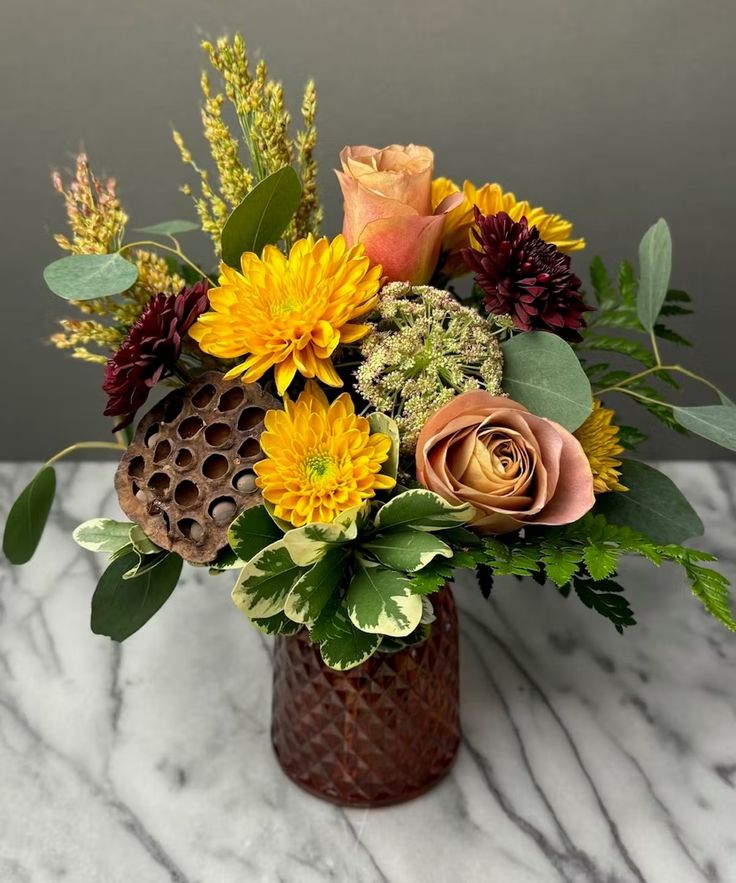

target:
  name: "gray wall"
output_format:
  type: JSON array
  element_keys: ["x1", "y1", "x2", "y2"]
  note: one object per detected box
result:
[{"x1": 2, "y1": 0, "x2": 735, "y2": 460}]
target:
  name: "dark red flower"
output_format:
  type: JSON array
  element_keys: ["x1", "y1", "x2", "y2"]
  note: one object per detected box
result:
[
  {"x1": 462, "y1": 208, "x2": 593, "y2": 342},
  {"x1": 103, "y1": 281, "x2": 210, "y2": 430}
]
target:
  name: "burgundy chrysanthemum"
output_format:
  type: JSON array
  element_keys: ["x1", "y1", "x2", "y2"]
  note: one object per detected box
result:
[
  {"x1": 462, "y1": 208, "x2": 593, "y2": 342},
  {"x1": 103, "y1": 280, "x2": 210, "y2": 430}
]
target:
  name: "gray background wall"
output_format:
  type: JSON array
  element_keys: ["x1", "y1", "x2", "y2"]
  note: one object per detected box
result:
[{"x1": 1, "y1": 0, "x2": 734, "y2": 460}]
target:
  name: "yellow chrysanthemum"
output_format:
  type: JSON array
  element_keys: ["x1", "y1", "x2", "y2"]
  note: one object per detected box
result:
[
  {"x1": 190, "y1": 234, "x2": 382, "y2": 395},
  {"x1": 431, "y1": 177, "x2": 585, "y2": 277},
  {"x1": 574, "y1": 400, "x2": 628, "y2": 494},
  {"x1": 254, "y1": 382, "x2": 396, "y2": 526}
]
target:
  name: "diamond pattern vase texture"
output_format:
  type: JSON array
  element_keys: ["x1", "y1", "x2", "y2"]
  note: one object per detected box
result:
[{"x1": 271, "y1": 585, "x2": 460, "y2": 807}]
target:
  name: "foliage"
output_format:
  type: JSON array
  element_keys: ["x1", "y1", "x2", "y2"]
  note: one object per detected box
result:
[
  {"x1": 445, "y1": 512, "x2": 734, "y2": 635},
  {"x1": 173, "y1": 33, "x2": 321, "y2": 251},
  {"x1": 230, "y1": 491, "x2": 472, "y2": 670},
  {"x1": 220, "y1": 166, "x2": 302, "y2": 269},
  {"x1": 227, "y1": 505, "x2": 281, "y2": 564},
  {"x1": 48, "y1": 154, "x2": 186, "y2": 364},
  {"x1": 91, "y1": 551, "x2": 183, "y2": 641},
  {"x1": 594, "y1": 460, "x2": 703, "y2": 544},
  {"x1": 672, "y1": 406, "x2": 736, "y2": 453},
  {"x1": 2, "y1": 467, "x2": 56, "y2": 565},
  {"x1": 581, "y1": 256, "x2": 693, "y2": 436},
  {"x1": 582, "y1": 245, "x2": 736, "y2": 455},
  {"x1": 73, "y1": 518, "x2": 182, "y2": 631},
  {"x1": 501, "y1": 331, "x2": 593, "y2": 431},
  {"x1": 637, "y1": 218, "x2": 672, "y2": 332},
  {"x1": 43, "y1": 253, "x2": 139, "y2": 301},
  {"x1": 135, "y1": 220, "x2": 199, "y2": 235}
]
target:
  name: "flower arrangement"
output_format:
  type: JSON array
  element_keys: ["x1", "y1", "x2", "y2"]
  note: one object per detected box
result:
[{"x1": 5, "y1": 33, "x2": 736, "y2": 677}]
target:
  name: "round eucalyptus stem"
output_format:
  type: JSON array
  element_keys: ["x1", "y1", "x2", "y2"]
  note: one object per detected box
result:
[
  {"x1": 649, "y1": 329, "x2": 663, "y2": 367},
  {"x1": 119, "y1": 240, "x2": 208, "y2": 281},
  {"x1": 44, "y1": 441, "x2": 126, "y2": 468},
  {"x1": 595, "y1": 364, "x2": 724, "y2": 399},
  {"x1": 606, "y1": 388, "x2": 672, "y2": 409}
]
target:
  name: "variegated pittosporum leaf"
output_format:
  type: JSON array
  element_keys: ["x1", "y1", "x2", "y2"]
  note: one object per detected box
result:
[
  {"x1": 209, "y1": 545, "x2": 245, "y2": 573},
  {"x1": 227, "y1": 504, "x2": 282, "y2": 563},
  {"x1": 250, "y1": 611, "x2": 303, "y2": 637},
  {"x1": 282, "y1": 506, "x2": 362, "y2": 566},
  {"x1": 73, "y1": 519, "x2": 138, "y2": 557},
  {"x1": 367, "y1": 412, "x2": 400, "y2": 481},
  {"x1": 232, "y1": 539, "x2": 307, "y2": 619},
  {"x1": 374, "y1": 489, "x2": 473, "y2": 533},
  {"x1": 284, "y1": 547, "x2": 348, "y2": 626},
  {"x1": 346, "y1": 558, "x2": 423, "y2": 637},
  {"x1": 74, "y1": 519, "x2": 169, "y2": 584},
  {"x1": 310, "y1": 595, "x2": 382, "y2": 671},
  {"x1": 362, "y1": 529, "x2": 452, "y2": 572},
  {"x1": 129, "y1": 525, "x2": 160, "y2": 556}
]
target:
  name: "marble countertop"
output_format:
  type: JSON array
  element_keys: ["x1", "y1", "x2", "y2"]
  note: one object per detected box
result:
[{"x1": 1, "y1": 461, "x2": 735, "y2": 883}]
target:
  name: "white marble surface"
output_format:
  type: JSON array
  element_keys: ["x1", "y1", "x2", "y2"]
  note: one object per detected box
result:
[{"x1": 1, "y1": 461, "x2": 736, "y2": 883}]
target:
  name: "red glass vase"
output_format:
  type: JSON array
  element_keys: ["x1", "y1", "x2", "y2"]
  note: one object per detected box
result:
[{"x1": 270, "y1": 585, "x2": 460, "y2": 807}]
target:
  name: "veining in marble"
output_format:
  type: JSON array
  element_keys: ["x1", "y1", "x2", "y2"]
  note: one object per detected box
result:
[{"x1": 1, "y1": 461, "x2": 735, "y2": 883}]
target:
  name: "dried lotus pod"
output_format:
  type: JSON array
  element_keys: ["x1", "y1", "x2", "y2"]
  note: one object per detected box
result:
[{"x1": 115, "y1": 371, "x2": 281, "y2": 564}]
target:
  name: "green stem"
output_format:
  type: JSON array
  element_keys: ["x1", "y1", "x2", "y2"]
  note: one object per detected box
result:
[
  {"x1": 45, "y1": 441, "x2": 126, "y2": 468},
  {"x1": 609, "y1": 388, "x2": 671, "y2": 408},
  {"x1": 119, "y1": 240, "x2": 208, "y2": 281},
  {"x1": 596, "y1": 363, "x2": 725, "y2": 399},
  {"x1": 649, "y1": 329, "x2": 663, "y2": 367}
]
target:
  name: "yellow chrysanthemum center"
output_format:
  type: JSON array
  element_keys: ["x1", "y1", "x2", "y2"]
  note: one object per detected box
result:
[
  {"x1": 189, "y1": 234, "x2": 383, "y2": 395},
  {"x1": 431, "y1": 177, "x2": 585, "y2": 276},
  {"x1": 574, "y1": 399, "x2": 628, "y2": 494},
  {"x1": 254, "y1": 382, "x2": 396, "y2": 526}
]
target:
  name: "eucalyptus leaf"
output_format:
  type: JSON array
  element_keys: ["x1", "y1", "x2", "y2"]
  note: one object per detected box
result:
[
  {"x1": 346, "y1": 559, "x2": 423, "y2": 637},
  {"x1": 367, "y1": 412, "x2": 400, "y2": 481},
  {"x1": 363, "y1": 530, "x2": 453, "y2": 572},
  {"x1": 43, "y1": 253, "x2": 138, "y2": 301},
  {"x1": 595, "y1": 460, "x2": 703, "y2": 544},
  {"x1": 227, "y1": 504, "x2": 282, "y2": 563},
  {"x1": 91, "y1": 551, "x2": 183, "y2": 641},
  {"x1": 672, "y1": 405, "x2": 736, "y2": 453},
  {"x1": 374, "y1": 489, "x2": 472, "y2": 533},
  {"x1": 501, "y1": 331, "x2": 593, "y2": 431},
  {"x1": 135, "y1": 220, "x2": 200, "y2": 235},
  {"x1": 3, "y1": 466, "x2": 56, "y2": 564},
  {"x1": 221, "y1": 166, "x2": 301, "y2": 269},
  {"x1": 73, "y1": 519, "x2": 135, "y2": 556},
  {"x1": 637, "y1": 219, "x2": 672, "y2": 331}
]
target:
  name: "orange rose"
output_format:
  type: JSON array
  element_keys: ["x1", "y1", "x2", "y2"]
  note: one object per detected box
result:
[
  {"x1": 336, "y1": 145, "x2": 461, "y2": 285},
  {"x1": 416, "y1": 391, "x2": 595, "y2": 535}
]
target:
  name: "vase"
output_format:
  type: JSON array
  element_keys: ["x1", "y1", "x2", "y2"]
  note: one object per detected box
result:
[{"x1": 270, "y1": 585, "x2": 460, "y2": 807}]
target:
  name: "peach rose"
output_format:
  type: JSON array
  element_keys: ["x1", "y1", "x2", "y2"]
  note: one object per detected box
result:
[
  {"x1": 336, "y1": 144, "x2": 462, "y2": 285},
  {"x1": 416, "y1": 391, "x2": 595, "y2": 534}
]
